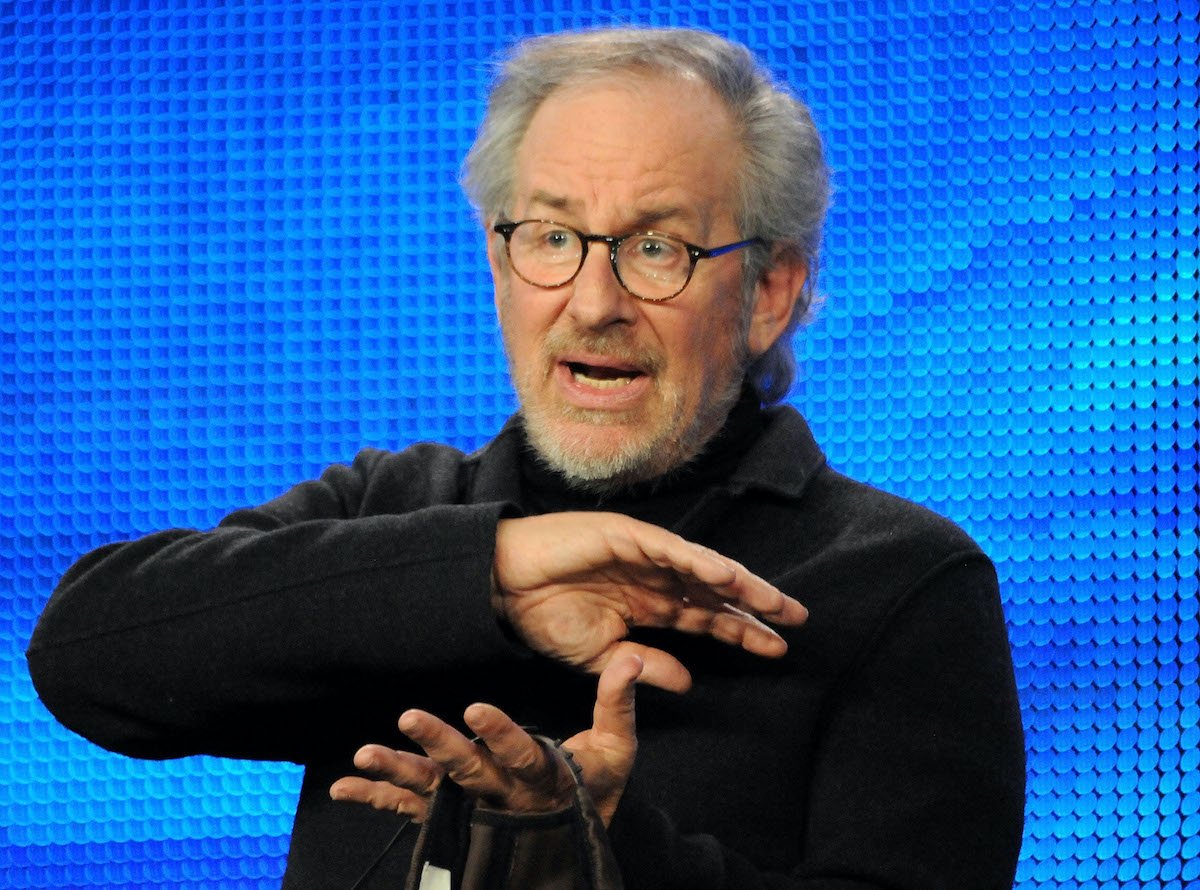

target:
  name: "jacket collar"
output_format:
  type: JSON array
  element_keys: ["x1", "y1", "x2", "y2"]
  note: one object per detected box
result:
[{"x1": 722, "y1": 405, "x2": 827, "y2": 500}]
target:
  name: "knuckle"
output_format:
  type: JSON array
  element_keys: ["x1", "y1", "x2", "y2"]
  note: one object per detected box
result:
[
  {"x1": 448, "y1": 753, "x2": 490, "y2": 786},
  {"x1": 366, "y1": 785, "x2": 400, "y2": 811},
  {"x1": 508, "y1": 744, "x2": 543, "y2": 774}
]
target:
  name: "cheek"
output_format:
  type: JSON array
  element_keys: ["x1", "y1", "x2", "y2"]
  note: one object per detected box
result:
[
  {"x1": 498, "y1": 289, "x2": 559, "y2": 366},
  {"x1": 665, "y1": 318, "x2": 737, "y2": 398},
  {"x1": 693, "y1": 296, "x2": 745, "y2": 356}
]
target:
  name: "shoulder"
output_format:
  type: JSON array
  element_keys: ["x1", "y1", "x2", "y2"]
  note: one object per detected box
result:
[
  {"x1": 231, "y1": 442, "x2": 476, "y2": 527},
  {"x1": 809, "y1": 466, "x2": 985, "y2": 568},
  {"x1": 785, "y1": 464, "x2": 997, "y2": 637},
  {"x1": 786, "y1": 467, "x2": 1001, "y2": 666},
  {"x1": 232, "y1": 418, "x2": 525, "y2": 527},
  {"x1": 737, "y1": 405, "x2": 987, "y2": 579},
  {"x1": 350, "y1": 413, "x2": 525, "y2": 500},
  {"x1": 334, "y1": 442, "x2": 477, "y2": 513},
  {"x1": 726, "y1": 408, "x2": 997, "y2": 643},
  {"x1": 351, "y1": 442, "x2": 473, "y2": 483},
  {"x1": 741, "y1": 463, "x2": 1004, "y2": 688}
]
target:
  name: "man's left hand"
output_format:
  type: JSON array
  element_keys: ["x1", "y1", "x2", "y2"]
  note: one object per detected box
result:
[{"x1": 329, "y1": 653, "x2": 643, "y2": 826}]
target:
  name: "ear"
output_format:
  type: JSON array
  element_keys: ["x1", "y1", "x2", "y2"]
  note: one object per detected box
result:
[
  {"x1": 746, "y1": 248, "x2": 808, "y2": 357},
  {"x1": 485, "y1": 221, "x2": 505, "y2": 312}
]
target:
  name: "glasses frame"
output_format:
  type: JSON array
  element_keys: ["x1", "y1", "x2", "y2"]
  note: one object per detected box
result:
[{"x1": 492, "y1": 219, "x2": 765, "y2": 303}]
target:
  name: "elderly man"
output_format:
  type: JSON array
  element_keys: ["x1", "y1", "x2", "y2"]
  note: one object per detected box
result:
[{"x1": 28, "y1": 26, "x2": 1026, "y2": 889}]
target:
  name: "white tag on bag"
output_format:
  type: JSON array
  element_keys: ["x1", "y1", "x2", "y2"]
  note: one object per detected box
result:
[{"x1": 417, "y1": 862, "x2": 452, "y2": 890}]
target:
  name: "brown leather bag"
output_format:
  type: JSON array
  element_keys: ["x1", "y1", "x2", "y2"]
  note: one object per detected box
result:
[{"x1": 404, "y1": 738, "x2": 624, "y2": 890}]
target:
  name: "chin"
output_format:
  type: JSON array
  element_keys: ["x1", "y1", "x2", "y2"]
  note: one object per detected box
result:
[{"x1": 522, "y1": 397, "x2": 717, "y2": 495}]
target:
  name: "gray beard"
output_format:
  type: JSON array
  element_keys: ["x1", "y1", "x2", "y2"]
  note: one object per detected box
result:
[{"x1": 519, "y1": 370, "x2": 746, "y2": 496}]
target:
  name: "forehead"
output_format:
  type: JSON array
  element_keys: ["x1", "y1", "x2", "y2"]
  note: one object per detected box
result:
[{"x1": 511, "y1": 72, "x2": 742, "y2": 235}]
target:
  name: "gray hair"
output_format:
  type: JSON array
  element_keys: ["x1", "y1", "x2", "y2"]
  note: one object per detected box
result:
[{"x1": 463, "y1": 27, "x2": 830, "y2": 404}]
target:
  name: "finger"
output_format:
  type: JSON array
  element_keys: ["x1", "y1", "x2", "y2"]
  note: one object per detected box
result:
[
  {"x1": 329, "y1": 776, "x2": 432, "y2": 821},
  {"x1": 671, "y1": 605, "x2": 790, "y2": 657},
  {"x1": 399, "y1": 709, "x2": 504, "y2": 794},
  {"x1": 461, "y1": 703, "x2": 550, "y2": 784},
  {"x1": 740, "y1": 578, "x2": 809, "y2": 627},
  {"x1": 731, "y1": 615, "x2": 791, "y2": 657},
  {"x1": 663, "y1": 571, "x2": 807, "y2": 631},
  {"x1": 689, "y1": 551, "x2": 808, "y2": 627},
  {"x1": 609, "y1": 521, "x2": 738, "y2": 588},
  {"x1": 614, "y1": 522, "x2": 808, "y2": 626},
  {"x1": 398, "y1": 709, "x2": 472, "y2": 752},
  {"x1": 351, "y1": 743, "x2": 443, "y2": 795}
]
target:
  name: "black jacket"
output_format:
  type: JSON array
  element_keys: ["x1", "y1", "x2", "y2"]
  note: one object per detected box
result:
[{"x1": 28, "y1": 405, "x2": 1026, "y2": 888}]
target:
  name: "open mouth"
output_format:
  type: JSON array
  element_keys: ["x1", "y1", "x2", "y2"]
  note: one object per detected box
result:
[{"x1": 564, "y1": 361, "x2": 644, "y2": 389}]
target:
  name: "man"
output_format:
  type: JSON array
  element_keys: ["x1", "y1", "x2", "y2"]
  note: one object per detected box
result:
[{"x1": 27, "y1": 27, "x2": 1026, "y2": 889}]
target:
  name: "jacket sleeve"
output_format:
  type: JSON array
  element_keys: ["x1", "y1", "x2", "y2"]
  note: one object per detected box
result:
[
  {"x1": 26, "y1": 448, "x2": 526, "y2": 763},
  {"x1": 604, "y1": 556, "x2": 1027, "y2": 890}
]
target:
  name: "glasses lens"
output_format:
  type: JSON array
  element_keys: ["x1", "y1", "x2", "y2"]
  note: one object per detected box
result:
[
  {"x1": 616, "y1": 234, "x2": 690, "y2": 301},
  {"x1": 508, "y1": 221, "x2": 583, "y2": 288}
]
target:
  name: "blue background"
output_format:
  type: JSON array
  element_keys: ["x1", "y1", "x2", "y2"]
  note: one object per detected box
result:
[{"x1": 2, "y1": 1, "x2": 1197, "y2": 887}]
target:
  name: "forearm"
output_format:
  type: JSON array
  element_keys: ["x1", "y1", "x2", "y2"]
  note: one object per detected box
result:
[{"x1": 27, "y1": 502, "x2": 522, "y2": 762}]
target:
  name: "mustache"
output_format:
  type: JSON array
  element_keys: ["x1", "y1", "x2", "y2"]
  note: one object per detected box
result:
[{"x1": 541, "y1": 326, "x2": 665, "y2": 375}]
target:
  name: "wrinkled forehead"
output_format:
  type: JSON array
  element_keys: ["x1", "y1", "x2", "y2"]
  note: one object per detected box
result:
[{"x1": 510, "y1": 71, "x2": 743, "y2": 237}]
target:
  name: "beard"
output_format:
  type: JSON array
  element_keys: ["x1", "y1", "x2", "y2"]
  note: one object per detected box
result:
[{"x1": 506, "y1": 321, "x2": 750, "y2": 496}]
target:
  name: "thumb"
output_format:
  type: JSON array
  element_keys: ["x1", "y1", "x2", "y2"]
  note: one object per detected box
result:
[{"x1": 591, "y1": 652, "x2": 643, "y2": 742}]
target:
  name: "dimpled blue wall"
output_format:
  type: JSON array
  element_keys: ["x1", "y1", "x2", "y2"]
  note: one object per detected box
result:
[{"x1": 1, "y1": 1, "x2": 1196, "y2": 887}]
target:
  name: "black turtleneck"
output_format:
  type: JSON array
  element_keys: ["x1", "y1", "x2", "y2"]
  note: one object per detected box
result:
[{"x1": 517, "y1": 385, "x2": 766, "y2": 528}]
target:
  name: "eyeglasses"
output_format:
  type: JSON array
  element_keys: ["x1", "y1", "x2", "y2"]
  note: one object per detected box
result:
[{"x1": 492, "y1": 219, "x2": 764, "y2": 302}]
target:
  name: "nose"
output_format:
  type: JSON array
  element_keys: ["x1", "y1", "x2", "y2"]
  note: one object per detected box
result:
[{"x1": 564, "y1": 243, "x2": 638, "y2": 330}]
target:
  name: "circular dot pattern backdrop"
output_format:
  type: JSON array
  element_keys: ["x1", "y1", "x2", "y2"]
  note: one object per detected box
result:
[{"x1": 2, "y1": 2, "x2": 1197, "y2": 888}]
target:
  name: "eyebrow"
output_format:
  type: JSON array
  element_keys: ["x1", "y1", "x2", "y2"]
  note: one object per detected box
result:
[{"x1": 525, "y1": 190, "x2": 695, "y2": 233}]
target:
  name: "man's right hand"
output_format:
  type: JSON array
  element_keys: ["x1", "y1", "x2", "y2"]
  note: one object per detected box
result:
[{"x1": 492, "y1": 512, "x2": 807, "y2": 692}]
